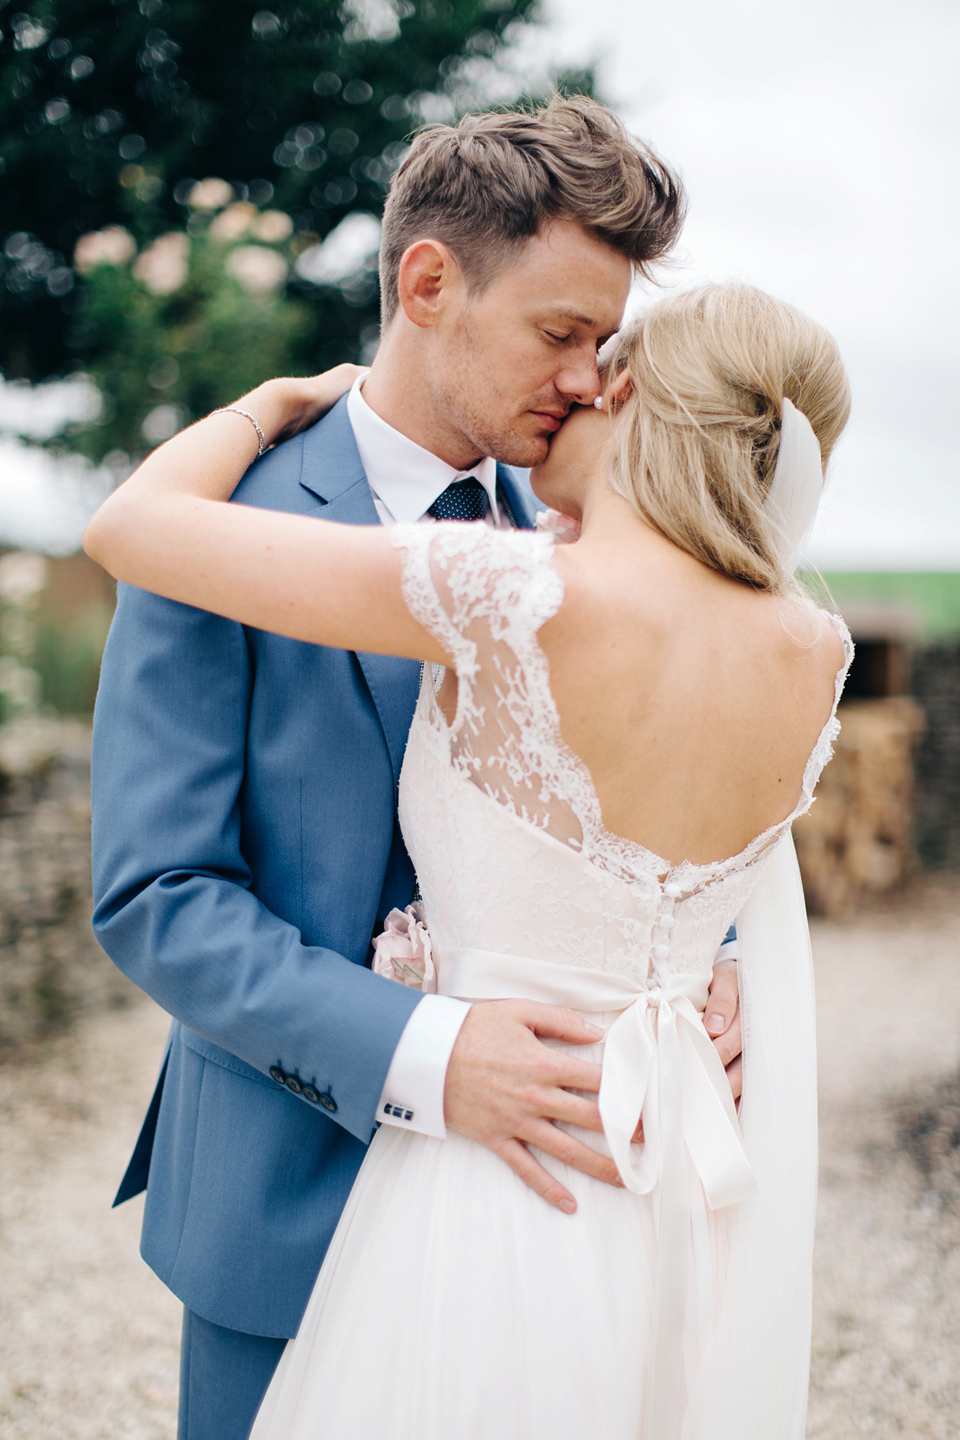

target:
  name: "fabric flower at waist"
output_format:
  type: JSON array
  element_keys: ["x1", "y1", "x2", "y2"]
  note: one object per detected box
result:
[{"x1": 372, "y1": 903, "x2": 437, "y2": 992}]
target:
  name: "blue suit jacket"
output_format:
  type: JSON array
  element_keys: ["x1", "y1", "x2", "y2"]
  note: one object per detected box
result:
[{"x1": 91, "y1": 397, "x2": 536, "y2": 1338}]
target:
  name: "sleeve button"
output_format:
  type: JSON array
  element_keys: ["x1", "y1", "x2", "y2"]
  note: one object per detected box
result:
[
  {"x1": 285, "y1": 1075, "x2": 303, "y2": 1095},
  {"x1": 318, "y1": 1090, "x2": 337, "y2": 1113},
  {"x1": 301, "y1": 1084, "x2": 319, "y2": 1104},
  {"x1": 269, "y1": 1066, "x2": 286, "y2": 1085}
]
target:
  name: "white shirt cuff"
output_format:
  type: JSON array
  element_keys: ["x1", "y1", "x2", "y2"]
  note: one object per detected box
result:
[
  {"x1": 715, "y1": 938, "x2": 739, "y2": 963},
  {"x1": 376, "y1": 994, "x2": 472, "y2": 1139}
]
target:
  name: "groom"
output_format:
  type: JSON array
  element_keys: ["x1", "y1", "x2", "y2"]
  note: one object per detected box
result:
[{"x1": 92, "y1": 95, "x2": 739, "y2": 1440}]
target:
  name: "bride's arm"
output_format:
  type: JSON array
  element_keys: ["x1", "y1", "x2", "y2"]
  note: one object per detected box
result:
[{"x1": 83, "y1": 369, "x2": 450, "y2": 666}]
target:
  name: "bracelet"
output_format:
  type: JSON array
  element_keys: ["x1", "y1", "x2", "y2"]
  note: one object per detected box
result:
[{"x1": 211, "y1": 406, "x2": 267, "y2": 457}]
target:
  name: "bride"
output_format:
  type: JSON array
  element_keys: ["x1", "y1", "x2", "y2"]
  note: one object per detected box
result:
[{"x1": 85, "y1": 282, "x2": 851, "y2": 1440}]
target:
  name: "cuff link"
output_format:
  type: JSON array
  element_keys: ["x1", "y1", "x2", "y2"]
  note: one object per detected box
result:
[{"x1": 383, "y1": 1103, "x2": 414, "y2": 1122}]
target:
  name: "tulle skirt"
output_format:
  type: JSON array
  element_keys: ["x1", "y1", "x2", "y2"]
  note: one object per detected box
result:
[{"x1": 250, "y1": 1045, "x2": 729, "y2": 1440}]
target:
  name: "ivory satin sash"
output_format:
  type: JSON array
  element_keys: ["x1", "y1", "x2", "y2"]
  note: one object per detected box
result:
[{"x1": 438, "y1": 948, "x2": 758, "y2": 1440}]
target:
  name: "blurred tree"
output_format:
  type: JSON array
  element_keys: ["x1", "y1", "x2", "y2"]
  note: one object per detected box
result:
[
  {"x1": 0, "y1": 0, "x2": 593, "y2": 412},
  {"x1": 60, "y1": 207, "x2": 319, "y2": 458}
]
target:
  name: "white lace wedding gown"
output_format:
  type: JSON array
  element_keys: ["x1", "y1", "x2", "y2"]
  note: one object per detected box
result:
[{"x1": 251, "y1": 523, "x2": 852, "y2": 1440}]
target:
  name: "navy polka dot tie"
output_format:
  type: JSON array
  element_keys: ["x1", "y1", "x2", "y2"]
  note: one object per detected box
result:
[{"x1": 428, "y1": 477, "x2": 489, "y2": 522}]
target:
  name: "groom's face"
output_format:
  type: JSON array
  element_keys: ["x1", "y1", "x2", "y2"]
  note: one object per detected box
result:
[{"x1": 432, "y1": 220, "x2": 631, "y2": 467}]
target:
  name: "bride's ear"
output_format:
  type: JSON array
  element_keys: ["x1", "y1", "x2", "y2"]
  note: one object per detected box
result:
[{"x1": 604, "y1": 365, "x2": 634, "y2": 413}]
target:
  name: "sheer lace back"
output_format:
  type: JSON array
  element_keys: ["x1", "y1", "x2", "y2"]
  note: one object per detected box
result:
[
  {"x1": 395, "y1": 522, "x2": 587, "y2": 851},
  {"x1": 392, "y1": 521, "x2": 852, "y2": 898}
]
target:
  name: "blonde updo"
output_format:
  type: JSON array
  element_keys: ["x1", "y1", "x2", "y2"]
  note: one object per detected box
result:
[{"x1": 607, "y1": 284, "x2": 851, "y2": 592}]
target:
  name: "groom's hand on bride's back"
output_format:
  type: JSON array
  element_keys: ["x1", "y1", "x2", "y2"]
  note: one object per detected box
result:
[
  {"x1": 704, "y1": 962, "x2": 743, "y2": 1103},
  {"x1": 443, "y1": 1001, "x2": 621, "y2": 1214}
]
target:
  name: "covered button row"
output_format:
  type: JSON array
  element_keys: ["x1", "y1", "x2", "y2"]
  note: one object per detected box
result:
[
  {"x1": 269, "y1": 1064, "x2": 337, "y2": 1112},
  {"x1": 652, "y1": 881, "x2": 683, "y2": 961}
]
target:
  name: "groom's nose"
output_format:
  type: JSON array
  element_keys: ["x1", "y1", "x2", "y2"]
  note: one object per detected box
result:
[{"x1": 553, "y1": 345, "x2": 602, "y2": 406}]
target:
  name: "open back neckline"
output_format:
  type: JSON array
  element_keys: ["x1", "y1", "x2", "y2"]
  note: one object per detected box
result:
[
  {"x1": 394, "y1": 522, "x2": 853, "y2": 895},
  {"x1": 425, "y1": 612, "x2": 852, "y2": 888}
]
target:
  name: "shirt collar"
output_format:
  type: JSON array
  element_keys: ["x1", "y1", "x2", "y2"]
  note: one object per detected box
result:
[{"x1": 346, "y1": 373, "x2": 499, "y2": 524}]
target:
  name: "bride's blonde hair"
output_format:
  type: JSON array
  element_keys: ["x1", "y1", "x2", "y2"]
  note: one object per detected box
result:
[{"x1": 607, "y1": 284, "x2": 851, "y2": 592}]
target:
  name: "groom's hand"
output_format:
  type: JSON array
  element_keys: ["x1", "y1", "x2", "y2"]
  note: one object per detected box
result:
[
  {"x1": 443, "y1": 1000, "x2": 621, "y2": 1214},
  {"x1": 704, "y1": 962, "x2": 742, "y2": 1102}
]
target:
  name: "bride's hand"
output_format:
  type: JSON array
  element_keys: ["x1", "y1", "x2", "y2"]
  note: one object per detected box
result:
[
  {"x1": 230, "y1": 360, "x2": 365, "y2": 449},
  {"x1": 245, "y1": 363, "x2": 367, "y2": 449}
]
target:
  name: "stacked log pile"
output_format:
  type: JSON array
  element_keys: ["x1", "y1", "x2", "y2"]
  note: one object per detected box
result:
[
  {"x1": 0, "y1": 720, "x2": 133, "y2": 1055},
  {"x1": 794, "y1": 697, "x2": 926, "y2": 917}
]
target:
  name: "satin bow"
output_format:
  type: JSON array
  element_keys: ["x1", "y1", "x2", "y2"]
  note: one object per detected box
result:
[
  {"x1": 599, "y1": 968, "x2": 757, "y2": 1440},
  {"x1": 598, "y1": 967, "x2": 756, "y2": 1207}
]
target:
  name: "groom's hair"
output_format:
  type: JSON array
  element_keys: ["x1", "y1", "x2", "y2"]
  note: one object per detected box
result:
[{"x1": 378, "y1": 94, "x2": 685, "y2": 325}]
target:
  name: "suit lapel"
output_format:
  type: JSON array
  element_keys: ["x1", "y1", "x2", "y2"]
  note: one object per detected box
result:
[
  {"x1": 298, "y1": 399, "x2": 420, "y2": 789},
  {"x1": 353, "y1": 648, "x2": 421, "y2": 790},
  {"x1": 497, "y1": 464, "x2": 538, "y2": 530}
]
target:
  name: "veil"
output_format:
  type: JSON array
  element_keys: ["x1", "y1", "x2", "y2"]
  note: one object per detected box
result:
[
  {"x1": 687, "y1": 834, "x2": 819, "y2": 1439},
  {"x1": 687, "y1": 401, "x2": 827, "y2": 1438},
  {"x1": 765, "y1": 396, "x2": 825, "y2": 577}
]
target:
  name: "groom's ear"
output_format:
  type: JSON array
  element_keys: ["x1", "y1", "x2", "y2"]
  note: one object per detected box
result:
[{"x1": 396, "y1": 239, "x2": 462, "y2": 330}]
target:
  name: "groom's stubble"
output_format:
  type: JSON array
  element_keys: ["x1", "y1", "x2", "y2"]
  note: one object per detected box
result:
[{"x1": 433, "y1": 309, "x2": 576, "y2": 470}]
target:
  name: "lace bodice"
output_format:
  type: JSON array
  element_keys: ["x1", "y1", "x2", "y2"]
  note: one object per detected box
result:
[{"x1": 392, "y1": 522, "x2": 852, "y2": 990}]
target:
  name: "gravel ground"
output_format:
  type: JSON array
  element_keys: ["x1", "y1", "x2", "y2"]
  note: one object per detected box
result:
[
  {"x1": 0, "y1": 1000, "x2": 179, "y2": 1440},
  {"x1": 808, "y1": 875, "x2": 960, "y2": 1439},
  {"x1": 1, "y1": 876, "x2": 958, "y2": 1439}
]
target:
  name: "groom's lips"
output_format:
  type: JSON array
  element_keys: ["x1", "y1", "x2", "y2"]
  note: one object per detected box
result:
[{"x1": 529, "y1": 409, "x2": 568, "y2": 432}]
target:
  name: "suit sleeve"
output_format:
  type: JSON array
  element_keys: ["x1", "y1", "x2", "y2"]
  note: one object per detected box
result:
[
  {"x1": 91, "y1": 583, "x2": 422, "y2": 1143},
  {"x1": 716, "y1": 924, "x2": 738, "y2": 962}
]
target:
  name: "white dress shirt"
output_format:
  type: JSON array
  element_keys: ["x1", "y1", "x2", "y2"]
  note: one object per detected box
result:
[
  {"x1": 348, "y1": 373, "x2": 509, "y2": 530},
  {"x1": 348, "y1": 376, "x2": 739, "y2": 1139},
  {"x1": 348, "y1": 375, "x2": 503, "y2": 1140}
]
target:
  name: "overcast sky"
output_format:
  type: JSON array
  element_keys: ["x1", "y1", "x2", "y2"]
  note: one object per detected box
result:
[
  {"x1": 2, "y1": 0, "x2": 956, "y2": 566},
  {"x1": 542, "y1": 0, "x2": 960, "y2": 568}
]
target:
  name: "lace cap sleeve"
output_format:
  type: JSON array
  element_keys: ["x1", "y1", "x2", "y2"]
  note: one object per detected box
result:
[{"x1": 388, "y1": 522, "x2": 564, "y2": 682}]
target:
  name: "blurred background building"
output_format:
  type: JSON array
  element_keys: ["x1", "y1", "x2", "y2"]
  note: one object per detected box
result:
[{"x1": 1, "y1": 0, "x2": 958, "y2": 1044}]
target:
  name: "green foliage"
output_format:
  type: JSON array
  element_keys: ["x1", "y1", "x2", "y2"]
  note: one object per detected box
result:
[
  {"x1": 818, "y1": 573, "x2": 960, "y2": 642},
  {"x1": 0, "y1": 0, "x2": 584, "y2": 388}
]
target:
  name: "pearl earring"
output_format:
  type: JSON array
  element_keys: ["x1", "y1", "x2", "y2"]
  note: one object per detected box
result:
[{"x1": 593, "y1": 396, "x2": 604, "y2": 410}]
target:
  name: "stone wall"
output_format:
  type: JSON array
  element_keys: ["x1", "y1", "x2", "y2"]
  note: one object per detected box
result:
[
  {"x1": 912, "y1": 642, "x2": 960, "y2": 870},
  {"x1": 0, "y1": 720, "x2": 134, "y2": 1055}
]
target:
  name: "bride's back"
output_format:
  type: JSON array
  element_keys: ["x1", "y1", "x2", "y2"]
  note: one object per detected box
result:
[{"x1": 541, "y1": 519, "x2": 845, "y2": 870}]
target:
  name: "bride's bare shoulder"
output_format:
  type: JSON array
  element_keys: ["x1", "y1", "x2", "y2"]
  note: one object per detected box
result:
[
  {"x1": 549, "y1": 541, "x2": 847, "y2": 691},
  {"x1": 769, "y1": 592, "x2": 849, "y2": 682}
]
